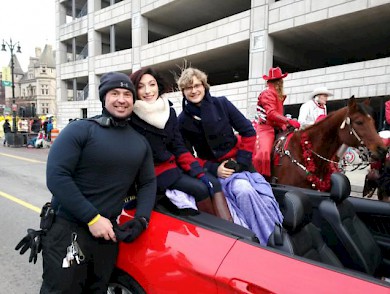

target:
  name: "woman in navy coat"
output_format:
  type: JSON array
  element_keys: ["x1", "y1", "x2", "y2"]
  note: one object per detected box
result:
[
  {"x1": 130, "y1": 68, "x2": 232, "y2": 220},
  {"x1": 177, "y1": 68, "x2": 256, "y2": 177},
  {"x1": 177, "y1": 68, "x2": 283, "y2": 244}
]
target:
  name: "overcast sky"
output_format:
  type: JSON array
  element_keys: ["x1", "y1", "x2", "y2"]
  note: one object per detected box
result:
[{"x1": 0, "y1": 0, "x2": 56, "y2": 71}]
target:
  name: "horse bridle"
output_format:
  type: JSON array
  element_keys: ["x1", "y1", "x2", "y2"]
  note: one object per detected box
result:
[{"x1": 339, "y1": 116, "x2": 376, "y2": 170}]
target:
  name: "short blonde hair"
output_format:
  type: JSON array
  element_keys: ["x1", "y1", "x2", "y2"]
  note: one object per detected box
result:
[{"x1": 177, "y1": 67, "x2": 210, "y2": 91}]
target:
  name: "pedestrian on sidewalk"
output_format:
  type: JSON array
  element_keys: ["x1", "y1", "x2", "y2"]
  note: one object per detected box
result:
[{"x1": 3, "y1": 119, "x2": 11, "y2": 146}]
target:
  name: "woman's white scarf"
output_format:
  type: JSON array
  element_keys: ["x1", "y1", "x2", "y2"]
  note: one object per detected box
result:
[{"x1": 133, "y1": 97, "x2": 170, "y2": 129}]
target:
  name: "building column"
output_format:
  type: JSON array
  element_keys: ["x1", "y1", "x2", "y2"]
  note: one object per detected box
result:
[
  {"x1": 88, "y1": 0, "x2": 101, "y2": 107},
  {"x1": 131, "y1": 0, "x2": 148, "y2": 72},
  {"x1": 56, "y1": 0, "x2": 69, "y2": 127},
  {"x1": 247, "y1": 0, "x2": 273, "y2": 119}
]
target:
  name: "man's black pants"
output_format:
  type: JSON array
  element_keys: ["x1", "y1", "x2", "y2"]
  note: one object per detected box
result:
[{"x1": 40, "y1": 217, "x2": 118, "y2": 294}]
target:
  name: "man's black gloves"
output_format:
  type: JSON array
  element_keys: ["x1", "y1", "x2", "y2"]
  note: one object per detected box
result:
[
  {"x1": 199, "y1": 174, "x2": 215, "y2": 196},
  {"x1": 15, "y1": 229, "x2": 45, "y2": 264},
  {"x1": 237, "y1": 162, "x2": 251, "y2": 173},
  {"x1": 224, "y1": 159, "x2": 254, "y2": 173},
  {"x1": 224, "y1": 159, "x2": 240, "y2": 172},
  {"x1": 114, "y1": 217, "x2": 148, "y2": 243}
]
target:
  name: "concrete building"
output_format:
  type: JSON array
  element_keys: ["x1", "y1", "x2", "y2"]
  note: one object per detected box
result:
[{"x1": 55, "y1": 0, "x2": 390, "y2": 129}]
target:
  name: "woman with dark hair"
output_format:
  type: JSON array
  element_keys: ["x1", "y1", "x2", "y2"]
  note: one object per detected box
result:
[{"x1": 129, "y1": 67, "x2": 232, "y2": 221}]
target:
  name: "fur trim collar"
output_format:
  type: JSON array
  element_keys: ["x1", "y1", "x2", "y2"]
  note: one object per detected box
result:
[{"x1": 133, "y1": 98, "x2": 170, "y2": 129}]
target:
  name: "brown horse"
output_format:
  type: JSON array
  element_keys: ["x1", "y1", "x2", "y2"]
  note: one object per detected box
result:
[{"x1": 271, "y1": 96, "x2": 387, "y2": 191}]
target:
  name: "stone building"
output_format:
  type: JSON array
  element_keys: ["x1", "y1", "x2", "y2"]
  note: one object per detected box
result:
[
  {"x1": 55, "y1": 0, "x2": 390, "y2": 129},
  {"x1": 3, "y1": 44, "x2": 56, "y2": 118}
]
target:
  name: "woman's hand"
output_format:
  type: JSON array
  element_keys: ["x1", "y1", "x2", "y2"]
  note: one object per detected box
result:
[{"x1": 217, "y1": 160, "x2": 235, "y2": 178}]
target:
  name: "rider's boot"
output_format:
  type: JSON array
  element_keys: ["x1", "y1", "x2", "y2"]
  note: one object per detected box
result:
[
  {"x1": 196, "y1": 197, "x2": 216, "y2": 215},
  {"x1": 212, "y1": 192, "x2": 233, "y2": 222}
]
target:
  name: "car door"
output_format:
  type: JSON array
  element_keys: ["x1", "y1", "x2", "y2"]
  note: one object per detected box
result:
[
  {"x1": 215, "y1": 240, "x2": 389, "y2": 294},
  {"x1": 349, "y1": 196, "x2": 390, "y2": 263},
  {"x1": 116, "y1": 210, "x2": 238, "y2": 294}
]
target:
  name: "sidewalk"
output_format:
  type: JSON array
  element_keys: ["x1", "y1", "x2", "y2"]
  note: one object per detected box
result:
[
  {"x1": 345, "y1": 167, "x2": 367, "y2": 192},
  {"x1": 344, "y1": 167, "x2": 376, "y2": 199}
]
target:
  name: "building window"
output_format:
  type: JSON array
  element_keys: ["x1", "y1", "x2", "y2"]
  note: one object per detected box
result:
[
  {"x1": 41, "y1": 103, "x2": 49, "y2": 114},
  {"x1": 81, "y1": 108, "x2": 87, "y2": 118},
  {"x1": 41, "y1": 85, "x2": 49, "y2": 95}
]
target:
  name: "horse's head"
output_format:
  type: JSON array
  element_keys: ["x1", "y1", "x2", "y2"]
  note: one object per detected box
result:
[{"x1": 339, "y1": 96, "x2": 387, "y2": 161}]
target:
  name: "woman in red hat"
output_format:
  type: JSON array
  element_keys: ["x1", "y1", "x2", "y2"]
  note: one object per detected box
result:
[{"x1": 253, "y1": 67, "x2": 300, "y2": 178}]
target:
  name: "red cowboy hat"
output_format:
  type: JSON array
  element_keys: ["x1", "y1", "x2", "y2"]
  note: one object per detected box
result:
[{"x1": 263, "y1": 67, "x2": 288, "y2": 81}]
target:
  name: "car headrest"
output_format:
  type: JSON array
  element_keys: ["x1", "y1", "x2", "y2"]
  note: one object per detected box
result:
[
  {"x1": 281, "y1": 190, "x2": 312, "y2": 232},
  {"x1": 330, "y1": 173, "x2": 351, "y2": 203}
]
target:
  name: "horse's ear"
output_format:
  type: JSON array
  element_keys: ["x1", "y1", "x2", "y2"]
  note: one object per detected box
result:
[
  {"x1": 347, "y1": 95, "x2": 357, "y2": 111},
  {"x1": 363, "y1": 98, "x2": 371, "y2": 106}
]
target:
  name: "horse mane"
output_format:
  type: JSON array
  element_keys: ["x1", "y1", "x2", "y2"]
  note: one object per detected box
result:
[
  {"x1": 295, "y1": 106, "x2": 348, "y2": 171},
  {"x1": 357, "y1": 101, "x2": 373, "y2": 116},
  {"x1": 302, "y1": 106, "x2": 348, "y2": 132}
]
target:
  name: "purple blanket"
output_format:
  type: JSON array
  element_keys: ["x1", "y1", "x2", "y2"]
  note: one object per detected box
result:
[{"x1": 220, "y1": 172, "x2": 283, "y2": 245}]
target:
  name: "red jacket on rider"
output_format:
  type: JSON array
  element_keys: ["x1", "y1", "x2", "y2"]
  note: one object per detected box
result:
[
  {"x1": 253, "y1": 84, "x2": 292, "y2": 177},
  {"x1": 257, "y1": 84, "x2": 289, "y2": 131}
]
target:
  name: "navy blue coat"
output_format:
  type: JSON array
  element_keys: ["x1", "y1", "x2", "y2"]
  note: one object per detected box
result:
[
  {"x1": 178, "y1": 91, "x2": 256, "y2": 176},
  {"x1": 131, "y1": 105, "x2": 204, "y2": 190}
]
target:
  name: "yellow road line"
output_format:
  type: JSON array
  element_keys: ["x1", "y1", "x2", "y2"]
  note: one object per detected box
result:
[
  {"x1": 0, "y1": 191, "x2": 40, "y2": 213},
  {"x1": 0, "y1": 152, "x2": 45, "y2": 163}
]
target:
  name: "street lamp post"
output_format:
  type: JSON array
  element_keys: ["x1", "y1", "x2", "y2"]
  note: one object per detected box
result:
[{"x1": 1, "y1": 38, "x2": 21, "y2": 146}]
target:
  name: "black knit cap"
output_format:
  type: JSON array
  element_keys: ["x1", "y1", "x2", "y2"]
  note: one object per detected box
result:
[{"x1": 99, "y1": 72, "x2": 136, "y2": 103}]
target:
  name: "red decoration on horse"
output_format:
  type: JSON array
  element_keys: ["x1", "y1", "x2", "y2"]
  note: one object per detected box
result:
[{"x1": 255, "y1": 96, "x2": 386, "y2": 192}]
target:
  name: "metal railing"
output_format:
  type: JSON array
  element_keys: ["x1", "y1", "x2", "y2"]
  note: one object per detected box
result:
[
  {"x1": 76, "y1": 44, "x2": 88, "y2": 60},
  {"x1": 75, "y1": 84, "x2": 89, "y2": 101},
  {"x1": 77, "y1": 2, "x2": 88, "y2": 18}
]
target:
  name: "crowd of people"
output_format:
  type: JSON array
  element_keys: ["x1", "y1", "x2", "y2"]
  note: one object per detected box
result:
[
  {"x1": 1, "y1": 116, "x2": 54, "y2": 148},
  {"x1": 14, "y1": 65, "x2": 388, "y2": 293}
]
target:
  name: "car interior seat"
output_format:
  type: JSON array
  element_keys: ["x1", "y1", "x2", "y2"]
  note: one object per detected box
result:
[
  {"x1": 318, "y1": 172, "x2": 385, "y2": 276},
  {"x1": 267, "y1": 190, "x2": 343, "y2": 268}
]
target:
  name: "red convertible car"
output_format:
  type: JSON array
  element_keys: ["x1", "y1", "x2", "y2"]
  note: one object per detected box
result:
[{"x1": 108, "y1": 174, "x2": 390, "y2": 294}]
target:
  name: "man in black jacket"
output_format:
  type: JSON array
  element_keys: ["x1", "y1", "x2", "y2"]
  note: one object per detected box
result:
[
  {"x1": 3, "y1": 119, "x2": 11, "y2": 146},
  {"x1": 40, "y1": 72, "x2": 157, "y2": 293}
]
